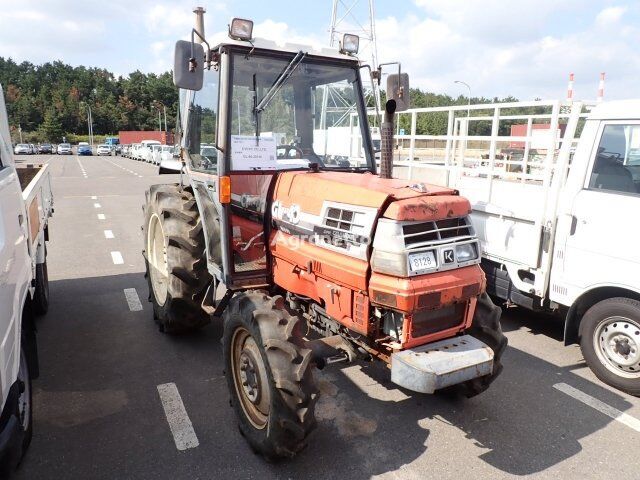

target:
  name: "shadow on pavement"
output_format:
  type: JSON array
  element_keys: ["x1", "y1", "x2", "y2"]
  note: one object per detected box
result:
[{"x1": 16, "y1": 273, "x2": 636, "y2": 479}]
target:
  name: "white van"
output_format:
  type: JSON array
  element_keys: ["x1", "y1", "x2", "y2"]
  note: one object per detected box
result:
[{"x1": 140, "y1": 140, "x2": 161, "y2": 163}]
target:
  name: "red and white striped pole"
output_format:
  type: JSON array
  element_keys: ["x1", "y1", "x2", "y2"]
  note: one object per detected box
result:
[
  {"x1": 567, "y1": 73, "x2": 574, "y2": 102},
  {"x1": 597, "y1": 72, "x2": 605, "y2": 103}
]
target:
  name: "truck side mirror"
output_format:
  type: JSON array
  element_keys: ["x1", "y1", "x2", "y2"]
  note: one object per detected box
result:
[
  {"x1": 173, "y1": 40, "x2": 204, "y2": 91},
  {"x1": 386, "y1": 73, "x2": 410, "y2": 112}
]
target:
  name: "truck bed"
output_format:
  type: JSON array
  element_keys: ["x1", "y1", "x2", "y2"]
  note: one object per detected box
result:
[{"x1": 16, "y1": 164, "x2": 42, "y2": 191}]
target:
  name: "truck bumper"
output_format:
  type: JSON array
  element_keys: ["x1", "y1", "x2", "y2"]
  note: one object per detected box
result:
[{"x1": 390, "y1": 334, "x2": 494, "y2": 394}]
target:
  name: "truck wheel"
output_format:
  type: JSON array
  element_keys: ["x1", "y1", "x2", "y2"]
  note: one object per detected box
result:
[
  {"x1": 143, "y1": 184, "x2": 211, "y2": 333},
  {"x1": 580, "y1": 297, "x2": 640, "y2": 396},
  {"x1": 17, "y1": 343, "x2": 33, "y2": 455},
  {"x1": 33, "y1": 260, "x2": 49, "y2": 316},
  {"x1": 454, "y1": 293, "x2": 508, "y2": 398},
  {"x1": 222, "y1": 291, "x2": 318, "y2": 459}
]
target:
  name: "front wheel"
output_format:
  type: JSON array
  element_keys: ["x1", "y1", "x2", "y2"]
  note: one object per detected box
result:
[
  {"x1": 580, "y1": 297, "x2": 640, "y2": 396},
  {"x1": 222, "y1": 291, "x2": 318, "y2": 459},
  {"x1": 449, "y1": 293, "x2": 507, "y2": 398}
]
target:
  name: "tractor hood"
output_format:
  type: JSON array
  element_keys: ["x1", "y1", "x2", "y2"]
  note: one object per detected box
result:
[{"x1": 273, "y1": 170, "x2": 471, "y2": 222}]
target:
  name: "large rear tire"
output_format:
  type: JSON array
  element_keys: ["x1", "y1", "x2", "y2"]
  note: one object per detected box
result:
[
  {"x1": 222, "y1": 291, "x2": 318, "y2": 460},
  {"x1": 454, "y1": 293, "x2": 507, "y2": 398},
  {"x1": 580, "y1": 297, "x2": 640, "y2": 396},
  {"x1": 143, "y1": 184, "x2": 211, "y2": 333}
]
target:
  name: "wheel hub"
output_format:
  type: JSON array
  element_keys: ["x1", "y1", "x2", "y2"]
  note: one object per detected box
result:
[
  {"x1": 595, "y1": 316, "x2": 640, "y2": 376},
  {"x1": 147, "y1": 213, "x2": 169, "y2": 306},
  {"x1": 239, "y1": 351, "x2": 262, "y2": 404},
  {"x1": 231, "y1": 328, "x2": 271, "y2": 429}
]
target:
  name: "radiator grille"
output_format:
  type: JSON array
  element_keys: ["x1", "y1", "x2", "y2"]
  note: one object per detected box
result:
[
  {"x1": 402, "y1": 216, "x2": 474, "y2": 249},
  {"x1": 411, "y1": 303, "x2": 466, "y2": 337}
]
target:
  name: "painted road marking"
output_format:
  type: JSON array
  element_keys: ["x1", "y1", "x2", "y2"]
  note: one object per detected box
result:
[
  {"x1": 91, "y1": 195, "x2": 97, "y2": 200},
  {"x1": 104, "y1": 230, "x2": 114, "y2": 239},
  {"x1": 123, "y1": 288, "x2": 143, "y2": 311},
  {"x1": 97, "y1": 213, "x2": 106, "y2": 220},
  {"x1": 157, "y1": 383, "x2": 200, "y2": 451},
  {"x1": 94, "y1": 203, "x2": 101, "y2": 209},
  {"x1": 111, "y1": 251, "x2": 124, "y2": 265},
  {"x1": 554, "y1": 383, "x2": 640, "y2": 433}
]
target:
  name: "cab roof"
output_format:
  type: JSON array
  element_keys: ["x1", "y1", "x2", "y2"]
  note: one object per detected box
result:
[
  {"x1": 215, "y1": 37, "x2": 360, "y2": 63},
  {"x1": 588, "y1": 100, "x2": 640, "y2": 120}
]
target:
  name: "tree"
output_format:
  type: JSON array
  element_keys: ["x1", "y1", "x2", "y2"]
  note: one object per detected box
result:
[{"x1": 39, "y1": 108, "x2": 64, "y2": 142}]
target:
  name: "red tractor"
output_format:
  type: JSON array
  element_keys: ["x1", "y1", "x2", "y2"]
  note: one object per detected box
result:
[{"x1": 143, "y1": 11, "x2": 506, "y2": 459}]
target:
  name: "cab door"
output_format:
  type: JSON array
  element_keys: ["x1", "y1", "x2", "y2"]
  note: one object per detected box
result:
[
  {"x1": 0, "y1": 153, "x2": 30, "y2": 407},
  {"x1": 562, "y1": 121, "x2": 640, "y2": 292}
]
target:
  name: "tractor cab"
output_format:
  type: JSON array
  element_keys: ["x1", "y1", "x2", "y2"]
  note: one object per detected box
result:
[{"x1": 175, "y1": 18, "x2": 377, "y2": 289}]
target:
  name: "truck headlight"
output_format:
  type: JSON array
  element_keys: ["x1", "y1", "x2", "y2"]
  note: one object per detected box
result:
[
  {"x1": 455, "y1": 243, "x2": 478, "y2": 262},
  {"x1": 371, "y1": 250, "x2": 408, "y2": 277}
]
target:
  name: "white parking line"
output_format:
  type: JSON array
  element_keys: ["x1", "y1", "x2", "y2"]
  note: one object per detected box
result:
[
  {"x1": 157, "y1": 383, "x2": 200, "y2": 451},
  {"x1": 104, "y1": 230, "x2": 114, "y2": 239},
  {"x1": 554, "y1": 383, "x2": 640, "y2": 433},
  {"x1": 94, "y1": 203, "x2": 101, "y2": 209},
  {"x1": 110, "y1": 251, "x2": 124, "y2": 265},
  {"x1": 123, "y1": 288, "x2": 143, "y2": 311},
  {"x1": 91, "y1": 195, "x2": 97, "y2": 200},
  {"x1": 97, "y1": 213, "x2": 106, "y2": 220}
]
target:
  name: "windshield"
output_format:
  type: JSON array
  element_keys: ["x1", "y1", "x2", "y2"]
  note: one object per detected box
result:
[{"x1": 229, "y1": 50, "x2": 373, "y2": 171}]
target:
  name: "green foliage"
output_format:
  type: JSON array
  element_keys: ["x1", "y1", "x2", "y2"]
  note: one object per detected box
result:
[{"x1": 0, "y1": 57, "x2": 178, "y2": 143}]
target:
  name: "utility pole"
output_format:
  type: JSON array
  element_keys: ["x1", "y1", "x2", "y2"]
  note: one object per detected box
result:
[
  {"x1": 18, "y1": 124, "x2": 23, "y2": 143},
  {"x1": 454, "y1": 80, "x2": 471, "y2": 118},
  {"x1": 163, "y1": 105, "x2": 167, "y2": 132}
]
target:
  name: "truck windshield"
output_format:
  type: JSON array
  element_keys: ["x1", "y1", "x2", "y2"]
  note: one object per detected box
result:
[{"x1": 229, "y1": 50, "x2": 373, "y2": 171}]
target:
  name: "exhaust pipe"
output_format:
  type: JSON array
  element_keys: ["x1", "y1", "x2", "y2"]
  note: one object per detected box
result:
[
  {"x1": 379, "y1": 99, "x2": 396, "y2": 179},
  {"x1": 193, "y1": 6, "x2": 206, "y2": 40}
]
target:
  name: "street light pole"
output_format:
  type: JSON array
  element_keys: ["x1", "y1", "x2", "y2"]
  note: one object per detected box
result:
[{"x1": 454, "y1": 80, "x2": 471, "y2": 118}]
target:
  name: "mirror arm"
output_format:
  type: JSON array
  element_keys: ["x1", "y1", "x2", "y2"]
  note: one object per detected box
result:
[
  {"x1": 362, "y1": 64, "x2": 381, "y2": 123},
  {"x1": 378, "y1": 61, "x2": 403, "y2": 100},
  {"x1": 190, "y1": 28, "x2": 212, "y2": 71}
]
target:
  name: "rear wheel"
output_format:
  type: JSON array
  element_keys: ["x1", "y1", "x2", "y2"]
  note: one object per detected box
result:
[
  {"x1": 223, "y1": 291, "x2": 318, "y2": 459},
  {"x1": 17, "y1": 345, "x2": 33, "y2": 455},
  {"x1": 33, "y1": 259, "x2": 49, "y2": 316},
  {"x1": 580, "y1": 297, "x2": 640, "y2": 396},
  {"x1": 143, "y1": 184, "x2": 212, "y2": 333}
]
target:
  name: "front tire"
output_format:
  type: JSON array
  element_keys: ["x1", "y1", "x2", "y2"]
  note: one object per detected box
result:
[
  {"x1": 222, "y1": 291, "x2": 318, "y2": 460},
  {"x1": 452, "y1": 293, "x2": 507, "y2": 398},
  {"x1": 580, "y1": 297, "x2": 640, "y2": 396},
  {"x1": 143, "y1": 184, "x2": 211, "y2": 333}
]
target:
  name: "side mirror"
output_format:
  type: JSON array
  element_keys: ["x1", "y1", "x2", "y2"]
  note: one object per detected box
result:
[
  {"x1": 173, "y1": 40, "x2": 204, "y2": 91},
  {"x1": 386, "y1": 73, "x2": 410, "y2": 112}
]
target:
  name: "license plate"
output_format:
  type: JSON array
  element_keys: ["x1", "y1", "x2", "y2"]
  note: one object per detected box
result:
[{"x1": 408, "y1": 251, "x2": 437, "y2": 272}]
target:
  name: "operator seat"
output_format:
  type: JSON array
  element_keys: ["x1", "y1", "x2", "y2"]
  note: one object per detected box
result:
[{"x1": 589, "y1": 154, "x2": 637, "y2": 193}]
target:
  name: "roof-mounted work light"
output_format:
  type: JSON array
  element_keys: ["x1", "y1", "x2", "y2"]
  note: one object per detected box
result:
[
  {"x1": 229, "y1": 18, "x2": 254, "y2": 41},
  {"x1": 340, "y1": 34, "x2": 359, "y2": 55}
]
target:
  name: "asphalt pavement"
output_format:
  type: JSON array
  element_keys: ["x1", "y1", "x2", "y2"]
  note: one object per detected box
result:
[{"x1": 11, "y1": 153, "x2": 640, "y2": 479}]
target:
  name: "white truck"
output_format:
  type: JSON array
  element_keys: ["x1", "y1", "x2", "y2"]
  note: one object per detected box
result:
[
  {"x1": 395, "y1": 99, "x2": 640, "y2": 395},
  {"x1": 0, "y1": 85, "x2": 53, "y2": 475}
]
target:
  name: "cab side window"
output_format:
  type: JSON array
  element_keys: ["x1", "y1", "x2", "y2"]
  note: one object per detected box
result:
[
  {"x1": 184, "y1": 68, "x2": 220, "y2": 173},
  {"x1": 588, "y1": 124, "x2": 640, "y2": 195}
]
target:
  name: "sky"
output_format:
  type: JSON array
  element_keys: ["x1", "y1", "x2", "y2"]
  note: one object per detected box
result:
[{"x1": 0, "y1": 0, "x2": 638, "y2": 101}]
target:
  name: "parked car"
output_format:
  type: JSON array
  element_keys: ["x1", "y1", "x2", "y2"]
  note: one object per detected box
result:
[
  {"x1": 140, "y1": 140, "x2": 161, "y2": 162},
  {"x1": 150, "y1": 144, "x2": 162, "y2": 165},
  {"x1": 96, "y1": 144, "x2": 111, "y2": 156},
  {"x1": 159, "y1": 144, "x2": 183, "y2": 174},
  {"x1": 122, "y1": 144, "x2": 130, "y2": 157},
  {"x1": 77, "y1": 143, "x2": 92, "y2": 156},
  {"x1": 13, "y1": 143, "x2": 31, "y2": 155},
  {"x1": 57, "y1": 143, "x2": 72, "y2": 155},
  {"x1": 38, "y1": 143, "x2": 53, "y2": 154},
  {"x1": 29, "y1": 144, "x2": 37, "y2": 154}
]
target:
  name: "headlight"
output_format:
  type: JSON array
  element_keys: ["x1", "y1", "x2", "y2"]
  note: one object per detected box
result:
[
  {"x1": 371, "y1": 250, "x2": 408, "y2": 277},
  {"x1": 229, "y1": 18, "x2": 254, "y2": 41},
  {"x1": 455, "y1": 243, "x2": 478, "y2": 262},
  {"x1": 340, "y1": 34, "x2": 359, "y2": 55}
]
